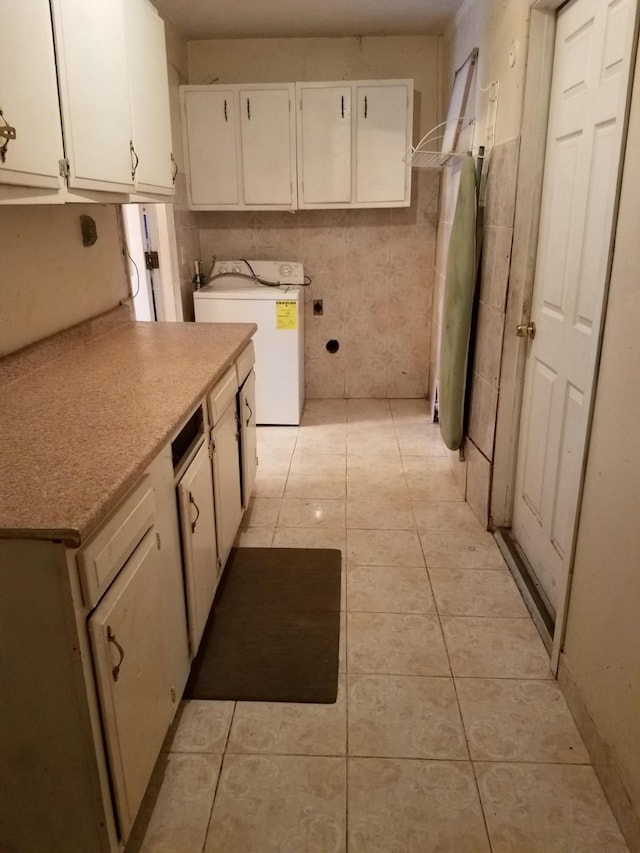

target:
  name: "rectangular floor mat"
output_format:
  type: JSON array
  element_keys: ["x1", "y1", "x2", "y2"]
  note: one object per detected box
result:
[{"x1": 184, "y1": 547, "x2": 342, "y2": 704}]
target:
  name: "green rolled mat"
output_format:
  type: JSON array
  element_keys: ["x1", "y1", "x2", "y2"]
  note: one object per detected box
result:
[{"x1": 439, "y1": 153, "x2": 477, "y2": 451}]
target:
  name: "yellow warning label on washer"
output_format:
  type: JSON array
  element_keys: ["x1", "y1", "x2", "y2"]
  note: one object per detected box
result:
[{"x1": 276, "y1": 300, "x2": 298, "y2": 330}]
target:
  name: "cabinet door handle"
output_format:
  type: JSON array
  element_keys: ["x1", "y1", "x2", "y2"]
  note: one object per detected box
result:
[
  {"x1": 245, "y1": 398, "x2": 253, "y2": 427},
  {"x1": 246, "y1": 98, "x2": 251, "y2": 120},
  {"x1": 189, "y1": 491, "x2": 200, "y2": 532},
  {"x1": 341, "y1": 95, "x2": 344, "y2": 118},
  {"x1": 129, "y1": 140, "x2": 139, "y2": 181},
  {"x1": 107, "y1": 626, "x2": 125, "y2": 683},
  {"x1": 0, "y1": 107, "x2": 17, "y2": 163},
  {"x1": 170, "y1": 152, "x2": 178, "y2": 185},
  {"x1": 364, "y1": 96, "x2": 368, "y2": 118},
  {"x1": 224, "y1": 98, "x2": 228, "y2": 122}
]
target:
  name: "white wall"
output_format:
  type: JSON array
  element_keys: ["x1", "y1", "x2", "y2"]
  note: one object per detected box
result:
[
  {"x1": 188, "y1": 35, "x2": 440, "y2": 141},
  {"x1": 441, "y1": 0, "x2": 530, "y2": 148},
  {"x1": 561, "y1": 48, "x2": 640, "y2": 843},
  {"x1": 0, "y1": 205, "x2": 129, "y2": 357}
]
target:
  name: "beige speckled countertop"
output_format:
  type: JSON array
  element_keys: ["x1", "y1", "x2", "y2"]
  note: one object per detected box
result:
[{"x1": 0, "y1": 316, "x2": 256, "y2": 547}]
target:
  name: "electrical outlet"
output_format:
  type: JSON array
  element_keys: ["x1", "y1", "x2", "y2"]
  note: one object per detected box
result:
[{"x1": 313, "y1": 299, "x2": 324, "y2": 316}]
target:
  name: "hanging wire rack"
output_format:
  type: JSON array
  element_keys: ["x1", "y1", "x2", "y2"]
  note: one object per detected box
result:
[{"x1": 405, "y1": 120, "x2": 470, "y2": 169}]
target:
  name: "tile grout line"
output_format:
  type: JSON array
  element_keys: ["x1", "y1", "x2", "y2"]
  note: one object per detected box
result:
[{"x1": 199, "y1": 701, "x2": 238, "y2": 853}]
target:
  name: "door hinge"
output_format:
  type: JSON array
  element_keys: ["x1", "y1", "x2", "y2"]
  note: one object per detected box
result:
[
  {"x1": 209, "y1": 439, "x2": 215, "y2": 458},
  {"x1": 156, "y1": 532, "x2": 161, "y2": 550},
  {"x1": 59, "y1": 158, "x2": 70, "y2": 178},
  {"x1": 170, "y1": 686, "x2": 177, "y2": 704},
  {"x1": 216, "y1": 557, "x2": 223, "y2": 572},
  {"x1": 144, "y1": 251, "x2": 160, "y2": 270}
]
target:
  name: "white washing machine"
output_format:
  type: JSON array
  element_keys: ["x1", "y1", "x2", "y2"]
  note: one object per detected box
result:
[{"x1": 194, "y1": 259, "x2": 305, "y2": 425}]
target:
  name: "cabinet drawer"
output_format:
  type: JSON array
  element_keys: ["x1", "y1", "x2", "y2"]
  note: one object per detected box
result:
[
  {"x1": 208, "y1": 366, "x2": 238, "y2": 424},
  {"x1": 78, "y1": 476, "x2": 155, "y2": 608},
  {"x1": 236, "y1": 341, "x2": 255, "y2": 385}
]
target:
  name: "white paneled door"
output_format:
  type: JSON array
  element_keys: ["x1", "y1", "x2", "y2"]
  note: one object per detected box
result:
[{"x1": 512, "y1": 0, "x2": 637, "y2": 636}]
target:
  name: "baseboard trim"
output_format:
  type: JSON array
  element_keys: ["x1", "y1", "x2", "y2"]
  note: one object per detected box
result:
[
  {"x1": 493, "y1": 527, "x2": 554, "y2": 653},
  {"x1": 558, "y1": 657, "x2": 640, "y2": 852}
]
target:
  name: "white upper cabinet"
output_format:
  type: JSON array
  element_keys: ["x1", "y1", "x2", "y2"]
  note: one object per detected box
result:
[
  {"x1": 51, "y1": 0, "x2": 135, "y2": 194},
  {"x1": 297, "y1": 84, "x2": 352, "y2": 205},
  {"x1": 181, "y1": 83, "x2": 296, "y2": 210},
  {"x1": 297, "y1": 79, "x2": 413, "y2": 209},
  {"x1": 239, "y1": 87, "x2": 296, "y2": 206},
  {"x1": 355, "y1": 83, "x2": 412, "y2": 204},
  {"x1": 181, "y1": 87, "x2": 241, "y2": 207},
  {"x1": 125, "y1": 0, "x2": 175, "y2": 196},
  {"x1": 1, "y1": 0, "x2": 174, "y2": 203},
  {"x1": 0, "y1": 1, "x2": 65, "y2": 198}
]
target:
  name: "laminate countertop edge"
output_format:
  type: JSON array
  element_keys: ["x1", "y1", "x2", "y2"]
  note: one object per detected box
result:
[{"x1": 0, "y1": 320, "x2": 257, "y2": 547}]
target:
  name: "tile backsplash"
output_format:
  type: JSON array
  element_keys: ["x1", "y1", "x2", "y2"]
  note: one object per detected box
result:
[{"x1": 197, "y1": 170, "x2": 439, "y2": 398}]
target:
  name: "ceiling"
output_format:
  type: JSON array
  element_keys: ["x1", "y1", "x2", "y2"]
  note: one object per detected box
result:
[{"x1": 151, "y1": 0, "x2": 465, "y2": 41}]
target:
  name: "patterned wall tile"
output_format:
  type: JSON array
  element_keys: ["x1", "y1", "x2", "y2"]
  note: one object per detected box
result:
[
  {"x1": 480, "y1": 225, "x2": 514, "y2": 312},
  {"x1": 468, "y1": 374, "x2": 498, "y2": 461},
  {"x1": 474, "y1": 302, "x2": 506, "y2": 388},
  {"x1": 198, "y1": 175, "x2": 438, "y2": 399},
  {"x1": 484, "y1": 137, "x2": 520, "y2": 229},
  {"x1": 465, "y1": 438, "x2": 492, "y2": 529}
]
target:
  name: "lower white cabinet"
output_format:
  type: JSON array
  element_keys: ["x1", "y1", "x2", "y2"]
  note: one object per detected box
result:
[
  {"x1": 0, "y1": 345, "x2": 256, "y2": 853},
  {"x1": 211, "y1": 398, "x2": 243, "y2": 568},
  {"x1": 0, "y1": 447, "x2": 190, "y2": 853},
  {"x1": 177, "y1": 439, "x2": 220, "y2": 655},
  {"x1": 88, "y1": 527, "x2": 176, "y2": 840},
  {"x1": 239, "y1": 368, "x2": 258, "y2": 508}
]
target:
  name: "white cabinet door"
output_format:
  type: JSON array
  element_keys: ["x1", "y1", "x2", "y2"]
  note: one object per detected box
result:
[
  {"x1": 239, "y1": 370, "x2": 258, "y2": 508},
  {"x1": 177, "y1": 440, "x2": 220, "y2": 656},
  {"x1": 125, "y1": 0, "x2": 174, "y2": 195},
  {"x1": 297, "y1": 84, "x2": 352, "y2": 205},
  {"x1": 88, "y1": 527, "x2": 175, "y2": 842},
  {"x1": 211, "y1": 402, "x2": 243, "y2": 568},
  {"x1": 356, "y1": 83, "x2": 412, "y2": 204},
  {"x1": 239, "y1": 85, "x2": 295, "y2": 205},
  {"x1": 0, "y1": 0, "x2": 64, "y2": 193},
  {"x1": 51, "y1": 0, "x2": 134, "y2": 193},
  {"x1": 181, "y1": 87, "x2": 240, "y2": 207}
]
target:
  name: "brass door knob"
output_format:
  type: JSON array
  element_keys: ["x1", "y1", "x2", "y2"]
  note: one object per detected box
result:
[{"x1": 516, "y1": 321, "x2": 536, "y2": 339}]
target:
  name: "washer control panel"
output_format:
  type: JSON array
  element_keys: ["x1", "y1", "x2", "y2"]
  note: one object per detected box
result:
[{"x1": 213, "y1": 260, "x2": 304, "y2": 285}]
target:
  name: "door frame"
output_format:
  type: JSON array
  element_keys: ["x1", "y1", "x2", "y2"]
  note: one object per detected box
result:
[
  {"x1": 492, "y1": 0, "x2": 640, "y2": 671},
  {"x1": 121, "y1": 203, "x2": 184, "y2": 323}
]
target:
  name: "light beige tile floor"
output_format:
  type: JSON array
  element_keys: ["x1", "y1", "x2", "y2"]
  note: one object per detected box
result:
[{"x1": 126, "y1": 398, "x2": 629, "y2": 853}]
